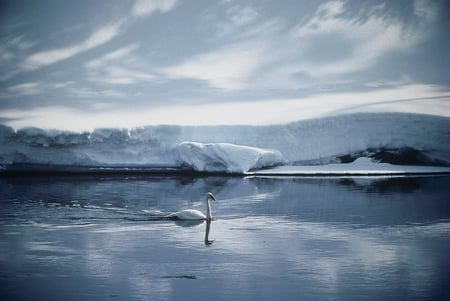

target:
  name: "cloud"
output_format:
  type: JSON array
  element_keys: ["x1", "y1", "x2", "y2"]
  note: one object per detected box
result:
[
  {"x1": 413, "y1": 0, "x2": 438, "y2": 23},
  {"x1": 131, "y1": 0, "x2": 177, "y2": 16},
  {"x1": 0, "y1": 35, "x2": 36, "y2": 80},
  {"x1": 4, "y1": 81, "x2": 77, "y2": 98},
  {"x1": 210, "y1": 2, "x2": 281, "y2": 41},
  {"x1": 162, "y1": 42, "x2": 268, "y2": 90},
  {"x1": 0, "y1": 35, "x2": 34, "y2": 62},
  {"x1": 51, "y1": 81, "x2": 76, "y2": 89},
  {"x1": 227, "y1": 5, "x2": 259, "y2": 26},
  {"x1": 315, "y1": 0, "x2": 345, "y2": 18},
  {"x1": 22, "y1": 21, "x2": 124, "y2": 71},
  {"x1": 195, "y1": 0, "x2": 434, "y2": 92},
  {"x1": 291, "y1": 0, "x2": 427, "y2": 77},
  {"x1": 95, "y1": 66, "x2": 156, "y2": 85},
  {"x1": 84, "y1": 45, "x2": 156, "y2": 85},
  {"x1": 2, "y1": 84, "x2": 448, "y2": 130},
  {"x1": 6, "y1": 82, "x2": 44, "y2": 96},
  {"x1": 84, "y1": 44, "x2": 139, "y2": 68},
  {"x1": 72, "y1": 87, "x2": 126, "y2": 98},
  {"x1": 2, "y1": 0, "x2": 446, "y2": 131},
  {"x1": 15, "y1": 0, "x2": 178, "y2": 73}
]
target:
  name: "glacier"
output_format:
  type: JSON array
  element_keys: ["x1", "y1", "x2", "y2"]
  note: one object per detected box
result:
[
  {"x1": 0, "y1": 113, "x2": 449, "y2": 174},
  {"x1": 176, "y1": 142, "x2": 282, "y2": 173}
]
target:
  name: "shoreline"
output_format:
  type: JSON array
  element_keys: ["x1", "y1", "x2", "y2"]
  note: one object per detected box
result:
[{"x1": 1, "y1": 163, "x2": 450, "y2": 177}]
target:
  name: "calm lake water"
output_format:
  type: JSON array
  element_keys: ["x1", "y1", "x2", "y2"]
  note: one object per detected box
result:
[{"x1": 0, "y1": 175, "x2": 449, "y2": 301}]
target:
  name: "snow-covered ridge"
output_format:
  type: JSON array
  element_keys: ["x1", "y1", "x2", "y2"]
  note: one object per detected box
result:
[{"x1": 0, "y1": 113, "x2": 449, "y2": 173}]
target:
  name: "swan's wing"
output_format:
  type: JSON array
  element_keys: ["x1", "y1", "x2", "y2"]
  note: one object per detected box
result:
[{"x1": 165, "y1": 209, "x2": 206, "y2": 220}]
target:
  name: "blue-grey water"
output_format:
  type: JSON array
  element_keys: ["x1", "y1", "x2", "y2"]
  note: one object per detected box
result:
[{"x1": 0, "y1": 175, "x2": 449, "y2": 301}]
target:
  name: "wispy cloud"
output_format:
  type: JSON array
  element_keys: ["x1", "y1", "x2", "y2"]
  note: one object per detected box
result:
[
  {"x1": 22, "y1": 21, "x2": 124, "y2": 71},
  {"x1": 131, "y1": 0, "x2": 177, "y2": 16},
  {"x1": 413, "y1": 0, "x2": 438, "y2": 23},
  {"x1": 51, "y1": 81, "x2": 76, "y2": 89},
  {"x1": 3, "y1": 80, "x2": 77, "y2": 97},
  {"x1": 2, "y1": 84, "x2": 448, "y2": 130},
  {"x1": 210, "y1": 3, "x2": 280, "y2": 41},
  {"x1": 84, "y1": 44, "x2": 156, "y2": 85},
  {"x1": 291, "y1": 0, "x2": 429, "y2": 77},
  {"x1": 73, "y1": 87, "x2": 126, "y2": 98},
  {"x1": 84, "y1": 44, "x2": 139, "y2": 68},
  {"x1": 1, "y1": 0, "x2": 446, "y2": 130},
  {"x1": 162, "y1": 42, "x2": 268, "y2": 90},
  {"x1": 0, "y1": 35, "x2": 36, "y2": 80},
  {"x1": 15, "y1": 0, "x2": 179, "y2": 73},
  {"x1": 6, "y1": 82, "x2": 44, "y2": 96},
  {"x1": 95, "y1": 66, "x2": 156, "y2": 85},
  {"x1": 11, "y1": 35, "x2": 34, "y2": 50},
  {"x1": 191, "y1": 0, "x2": 435, "y2": 93},
  {"x1": 227, "y1": 5, "x2": 259, "y2": 26}
]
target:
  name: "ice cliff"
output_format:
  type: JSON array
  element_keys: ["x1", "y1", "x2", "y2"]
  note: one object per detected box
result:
[{"x1": 0, "y1": 113, "x2": 449, "y2": 173}]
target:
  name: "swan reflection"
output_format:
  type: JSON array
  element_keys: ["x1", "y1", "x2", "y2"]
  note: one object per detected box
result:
[
  {"x1": 204, "y1": 220, "x2": 213, "y2": 245},
  {"x1": 174, "y1": 219, "x2": 204, "y2": 227},
  {"x1": 173, "y1": 219, "x2": 214, "y2": 245}
]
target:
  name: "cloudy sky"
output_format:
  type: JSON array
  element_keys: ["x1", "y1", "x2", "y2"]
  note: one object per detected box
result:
[{"x1": 0, "y1": 0, "x2": 449, "y2": 130}]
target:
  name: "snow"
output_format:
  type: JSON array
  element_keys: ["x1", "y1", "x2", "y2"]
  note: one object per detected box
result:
[{"x1": 0, "y1": 113, "x2": 449, "y2": 174}]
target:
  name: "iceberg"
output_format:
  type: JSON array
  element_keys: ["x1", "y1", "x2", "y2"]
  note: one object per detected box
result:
[
  {"x1": 0, "y1": 113, "x2": 449, "y2": 174},
  {"x1": 176, "y1": 142, "x2": 282, "y2": 173}
]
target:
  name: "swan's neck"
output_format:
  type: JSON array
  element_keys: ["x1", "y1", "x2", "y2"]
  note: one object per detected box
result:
[{"x1": 206, "y1": 198, "x2": 212, "y2": 220}]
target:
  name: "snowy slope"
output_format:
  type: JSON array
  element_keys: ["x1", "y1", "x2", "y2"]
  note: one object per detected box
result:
[{"x1": 0, "y1": 113, "x2": 449, "y2": 173}]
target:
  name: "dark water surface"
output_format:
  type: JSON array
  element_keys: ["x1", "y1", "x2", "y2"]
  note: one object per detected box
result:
[{"x1": 0, "y1": 175, "x2": 449, "y2": 301}]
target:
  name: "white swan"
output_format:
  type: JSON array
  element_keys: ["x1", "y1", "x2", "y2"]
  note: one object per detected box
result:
[{"x1": 165, "y1": 192, "x2": 217, "y2": 221}]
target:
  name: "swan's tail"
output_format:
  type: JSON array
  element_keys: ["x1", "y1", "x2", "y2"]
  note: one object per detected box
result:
[{"x1": 124, "y1": 216, "x2": 165, "y2": 221}]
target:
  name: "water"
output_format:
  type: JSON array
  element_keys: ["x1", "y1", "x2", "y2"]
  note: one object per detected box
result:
[{"x1": 0, "y1": 175, "x2": 449, "y2": 301}]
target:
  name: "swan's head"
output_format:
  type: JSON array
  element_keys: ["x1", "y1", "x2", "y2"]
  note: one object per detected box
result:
[{"x1": 207, "y1": 192, "x2": 216, "y2": 201}]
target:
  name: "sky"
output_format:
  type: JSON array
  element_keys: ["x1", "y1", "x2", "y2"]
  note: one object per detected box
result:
[{"x1": 0, "y1": 0, "x2": 449, "y2": 131}]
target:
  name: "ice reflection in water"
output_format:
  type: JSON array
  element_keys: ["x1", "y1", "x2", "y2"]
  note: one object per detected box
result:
[{"x1": 0, "y1": 175, "x2": 449, "y2": 300}]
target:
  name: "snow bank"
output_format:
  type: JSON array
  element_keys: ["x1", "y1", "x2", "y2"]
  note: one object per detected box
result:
[
  {"x1": 176, "y1": 142, "x2": 282, "y2": 173},
  {"x1": 1, "y1": 113, "x2": 449, "y2": 173}
]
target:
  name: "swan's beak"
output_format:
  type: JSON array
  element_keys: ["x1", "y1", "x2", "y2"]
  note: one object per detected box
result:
[{"x1": 208, "y1": 192, "x2": 217, "y2": 201}]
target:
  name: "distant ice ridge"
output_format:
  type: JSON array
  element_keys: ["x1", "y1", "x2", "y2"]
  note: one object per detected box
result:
[
  {"x1": 249, "y1": 157, "x2": 450, "y2": 176},
  {"x1": 0, "y1": 113, "x2": 449, "y2": 173}
]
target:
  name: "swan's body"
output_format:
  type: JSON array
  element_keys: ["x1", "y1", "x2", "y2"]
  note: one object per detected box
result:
[
  {"x1": 165, "y1": 192, "x2": 216, "y2": 221},
  {"x1": 168, "y1": 209, "x2": 207, "y2": 220}
]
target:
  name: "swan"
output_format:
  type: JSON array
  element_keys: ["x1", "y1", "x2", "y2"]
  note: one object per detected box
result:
[{"x1": 165, "y1": 192, "x2": 217, "y2": 221}]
